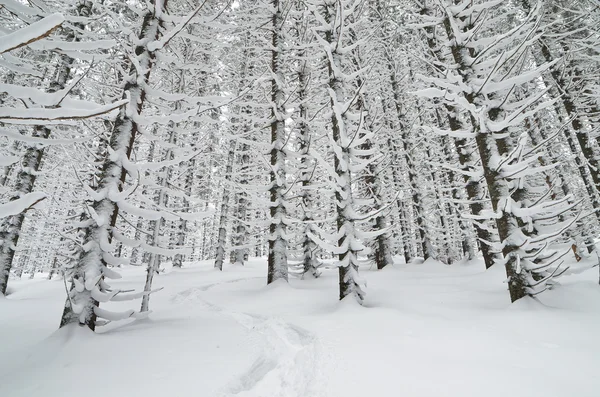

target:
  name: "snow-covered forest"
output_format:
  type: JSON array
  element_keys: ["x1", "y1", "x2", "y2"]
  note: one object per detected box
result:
[{"x1": 1, "y1": 0, "x2": 599, "y2": 396}]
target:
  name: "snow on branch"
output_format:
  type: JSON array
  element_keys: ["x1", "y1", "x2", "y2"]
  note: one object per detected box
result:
[
  {"x1": 0, "y1": 13, "x2": 64, "y2": 54},
  {"x1": 29, "y1": 39, "x2": 116, "y2": 52},
  {"x1": 0, "y1": 192, "x2": 46, "y2": 218},
  {"x1": 0, "y1": 128, "x2": 90, "y2": 145},
  {"x1": 0, "y1": 155, "x2": 19, "y2": 167},
  {"x1": 0, "y1": 0, "x2": 45, "y2": 18},
  {"x1": 94, "y1": 306, "x2": 148, "y2": 322},
  {"x1": 147, "y1": 0, "x2": 209, "y2": 52},
  {"x1": 0, "y1": 53, "x2": 43, "y2": 77},
  {"x1": 0, "y1": 99, "x2": 128, "y2": 123}
]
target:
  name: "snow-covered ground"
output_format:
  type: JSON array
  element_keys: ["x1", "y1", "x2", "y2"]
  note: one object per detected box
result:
[{"x1": 1, "y1": 257, "x2": 599, "y2": 397}]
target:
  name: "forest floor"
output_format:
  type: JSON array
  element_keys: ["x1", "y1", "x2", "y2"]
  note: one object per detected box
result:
[{"x1": 1, "y1": 255, "x2": 599, "y2": 397}]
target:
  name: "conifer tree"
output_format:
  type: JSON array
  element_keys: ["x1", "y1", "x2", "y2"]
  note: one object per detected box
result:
[{"x1": 416, "y1": 0, "x2": 578, "y2": 301}]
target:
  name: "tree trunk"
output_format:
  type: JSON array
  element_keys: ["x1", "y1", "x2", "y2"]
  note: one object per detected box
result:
[
  {"x1": 267, "y1": 0, "x2": 289, "y2": 284},
  {"x1": 60, "y1": 2, "x2": 167, "y2": 329},
  {"x1": 214, "y1": 145, "x2": 235, "y2": 270},
  {"x1": 141, "y1": 128, "x2": 176, "y2": 312},
  {"x1": 297, "y1": 58, "x2": 321, "y2": 278}
]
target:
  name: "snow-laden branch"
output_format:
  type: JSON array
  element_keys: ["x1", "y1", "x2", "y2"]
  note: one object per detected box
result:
[
  {"x1": 0, "y1": 128, "x2": 90, "y2": 145},
  {"x1": 0, "y1": 192, "x2": 46, "y2": 218},
  {"x1": 0, "y1": 13, "x2": 64, "y2": 53},
  {"x1": 0, "y1": 99, "x2": 128, "y2": 122},
  {"x1": 147, "y1": 0, "x2": 210, "y2": 52}
]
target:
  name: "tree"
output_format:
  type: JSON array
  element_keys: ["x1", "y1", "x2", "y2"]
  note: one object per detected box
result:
[
  {"x1": 60, "y1": 0, "x2": 169, "y2": 329},
  {"x1": 310, "y1": 0, "x2": 378, "y2": 302},
  {"x1": 266, "y1": 0, "x2": 291, "y2": 284},
  {"x1": 416, "y1": 0, "x2": 578, "y2": 301}
]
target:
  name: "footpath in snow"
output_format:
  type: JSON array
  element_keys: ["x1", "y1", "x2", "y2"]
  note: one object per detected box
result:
[{"x1": 1, "y1": 257, "x2": 599, "y2": 397}]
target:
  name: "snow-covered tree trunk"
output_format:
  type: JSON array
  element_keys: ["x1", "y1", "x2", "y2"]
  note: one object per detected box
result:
[
  {"x1": 419, "y1": 6, "x2": 498, "y2": 268},
  {"x1": 454, "y1": 136, "x2": 499, "y2": 268},
  {"x1": 311, "y1": 0, "x2": 371, "y2": 302},
  {"x1": 266, "y1": 0, "x2": 289, "y2": 284},
  {"x1": 214, "y1": 144, "x2": 235, "y2": 270},
  {"x1": 359, "y1": 121, "x2": 393, "y2": 269},
  {"x1": 141, "y1": 128, "x2": 176, "y2": 312},
  {"x1": 130, "y1": 138, "x2": 158, "y2": 267},
  {"x1": 297, "y1": 58, "x2": 322, "y2": 278},
  {"x1": 173, "y1": 153, "x2": 197, "y2": 268},
  {"x1": 347, "y1": 26, "x2": 393, "y2": 270},
  {"x1": 226, "y1": 48, "x2": 255, "y2": 267},
  {"x1": 60, "y1": 1, "x2": 167, "y2": 329},
  {"x1": 232, "y1": 143, "x2": 250, "y2": 266}
]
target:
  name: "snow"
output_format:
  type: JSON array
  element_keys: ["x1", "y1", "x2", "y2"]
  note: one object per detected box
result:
[
  {"x1": 0, "y1": 0, "x2": 45, "y2": 19},
  {"x1": 0, "y1": 13, "x2": 64, "y2": 54},
  {"x1": 0, "y1": 83, "x2": 112, "y2": 108},
  {"x1": 147, "y1": 1, "x2": 203, "y2": 52},
  {"x1": 0, "y1": 155, "x2": 19, "y2": 166},
  {"x1": 0, "y1": 53, "x2": 44, "y2": 77},
  {"x1": 0, "y1": 99, "x2": 129, "y2": 122},
  {"x1": 0, "y1": 192, "x2": 46, "y2": 218},
  {"x1": 29, "y1": 39, "x2": 116, "y2": 52},
  {"x1": 1, "y1": 257, "x2": 599, "y2": 397}
]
